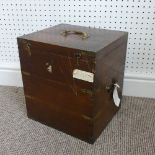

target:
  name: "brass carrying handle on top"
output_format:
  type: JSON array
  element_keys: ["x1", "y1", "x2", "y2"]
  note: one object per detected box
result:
[{"x1": 61, "y1": 30, "x2": 89, "y2": 40}]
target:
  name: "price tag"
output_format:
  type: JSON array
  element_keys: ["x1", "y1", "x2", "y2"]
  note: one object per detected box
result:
[{"x1": 113, "y1": 83, "x2": 120, "y2": 107}]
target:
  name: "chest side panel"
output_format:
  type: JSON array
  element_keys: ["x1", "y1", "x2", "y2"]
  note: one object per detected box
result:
[{"x1": 92, "y1": 34, "x2": 128, "y2": 141}]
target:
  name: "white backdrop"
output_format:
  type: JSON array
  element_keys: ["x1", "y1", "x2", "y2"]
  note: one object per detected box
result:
[{"x1": 0, "y1": 0, "x2": 155, "y2": 98}]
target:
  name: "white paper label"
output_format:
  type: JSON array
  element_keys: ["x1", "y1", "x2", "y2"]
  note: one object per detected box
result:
[
  {"x1": 73, "y1": 69, "x2": 94, "y2": 83},
  {"x1": 113, "y1": 83, "x2": 120, "y2": 107}
]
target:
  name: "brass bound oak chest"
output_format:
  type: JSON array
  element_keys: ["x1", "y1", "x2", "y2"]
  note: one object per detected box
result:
[{"x1": 17, "y1": 24, "x2": 128, "y2": 143}]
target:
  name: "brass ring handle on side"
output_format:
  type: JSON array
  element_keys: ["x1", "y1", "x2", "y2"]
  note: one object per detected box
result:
[{"x1": 61, "y1": 30, "x2": 89, "y2": 40}]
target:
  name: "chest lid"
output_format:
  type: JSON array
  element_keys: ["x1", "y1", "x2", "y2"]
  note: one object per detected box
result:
[{"x1": 18, "y1": 24, "x2": 127, "y2": 52}]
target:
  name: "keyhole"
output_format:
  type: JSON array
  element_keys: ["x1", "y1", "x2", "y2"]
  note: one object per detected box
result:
[
  {"x1": 47, "y1": 65, "x2": 52, "y2": 73},
  {"x1": 45, "y1": 62, "x2": 52, "y2": 73}
]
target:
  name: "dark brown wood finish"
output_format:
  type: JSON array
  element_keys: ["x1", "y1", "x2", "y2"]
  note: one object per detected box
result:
[{"x1": 17, "y1": 24, "x2": 128, "y2": 144}]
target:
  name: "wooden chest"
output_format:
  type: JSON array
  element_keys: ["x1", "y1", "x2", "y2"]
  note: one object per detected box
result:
[{"x1": 17, "y1": 24, "x2": 128, "y2": 144}]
